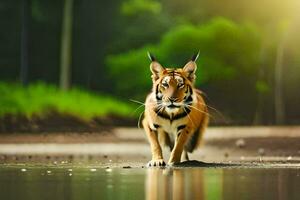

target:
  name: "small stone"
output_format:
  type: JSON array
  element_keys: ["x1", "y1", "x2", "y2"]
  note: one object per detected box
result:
[
  {"x1": 103, "y1": 155, "x2": 108, "y2": 159},
  {"x1": 235, "y1": 139, "x2": 246, "y2": 148},
  {"x1": 21, "y1": 168, "x2": 27, "y2": 172},
  {"x1": 90, "y1": 168, "x2": 97, "y2": 172},
  {"x1": 287, "y1": 156, "x2": 292, "y2": 161},
  {"x1": 68, "y1": 169, "x2": 73, "y2": 172},
  {"x1": 122, "y1": 166, "x2": 131, "y2": 169},
  {"x1": 240, "y1": 156, "x2": 245, "y2": 160},
  {"x1": 224, "y1": 152, "x2": 229, "y2": 158},
  {"x1": 69, "y1": 173, "x2": 72, "y2": 176},
  {"x1": 105, "y1": 168, "x2": 112, "y2": 172},
  {"x1": 47, "y1": 170, "x2": 51, "y2": 174}
]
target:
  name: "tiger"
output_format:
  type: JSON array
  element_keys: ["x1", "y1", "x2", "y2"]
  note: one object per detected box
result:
[{"x1": 142, "y1": 52, "x2": 209, "y2": 167}]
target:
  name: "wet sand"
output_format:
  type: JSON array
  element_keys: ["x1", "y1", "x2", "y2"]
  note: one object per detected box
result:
[{"x1": 0, "y1": 126, "x2": 299, "y2": 168}]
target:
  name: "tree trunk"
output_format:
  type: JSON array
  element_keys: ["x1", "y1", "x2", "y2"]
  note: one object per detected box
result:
[
  {"x1": 60, "y1": 0, "x2": 73, "y2": 91},
  {"x1": 20, "y1": 0, "x2": 30, "y2": 86},
  {"x1": 274, "y1": 38, "x2": 286, "y2": 124},
  {"x1": 253, "y1": 44, "x2": 267, "y2": 125}
]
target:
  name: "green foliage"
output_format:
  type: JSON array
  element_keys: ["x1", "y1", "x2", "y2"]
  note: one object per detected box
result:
[
  {"x1": 0, "y1": 82, "x2": 134, "y2": 120},
  {"x1": 111, "y1": 0, "x2": 172, "y2": 53},
  {"x1": 256, "y1": 80, "x2": 270, "y2": 94},
  {"x1": 106, "y1": 18, "x2": 261, "y2": 99},
  {"x1": 31, "y1": 0, "x2": 45, "y2": 22},
  {"x1": 121, "y1": 0, "x2": 161, "y2": 16}
]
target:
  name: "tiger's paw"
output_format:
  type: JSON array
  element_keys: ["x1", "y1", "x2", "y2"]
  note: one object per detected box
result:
[
  {"x1": 167, "y1": 162, "x2": 180, "y2": 167},
  {"x1": 167, "y1": 159, "x2": 181, "y2": 167},
  {"x1": 147, "y1": 159, "x2": 166, "y2": 167}
]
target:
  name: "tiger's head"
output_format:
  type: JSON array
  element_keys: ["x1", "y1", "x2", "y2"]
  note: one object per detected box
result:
[{"x1": 148, "y1": 53, "x2": 199, "y2": 114}]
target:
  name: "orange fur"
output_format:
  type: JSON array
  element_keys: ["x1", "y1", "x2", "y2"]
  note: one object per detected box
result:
[{"x1": 143, "y1": 54, "x2": 209, "y2": 166}]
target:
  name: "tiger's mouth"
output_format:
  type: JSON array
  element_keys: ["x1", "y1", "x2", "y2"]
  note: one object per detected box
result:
[{"x1": 167, "y1": 103, "x2": 181, "y2": 109}]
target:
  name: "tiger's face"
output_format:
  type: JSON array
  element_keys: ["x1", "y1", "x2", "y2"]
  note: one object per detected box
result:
[
  {"x1": 149, "y1": 56, "x2": 198, "y2": 113},
  {"x1": 156, "y1": 69, "x2": 192, "y2": 111}
]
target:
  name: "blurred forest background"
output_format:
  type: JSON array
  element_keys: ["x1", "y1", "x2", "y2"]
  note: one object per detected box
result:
[{"x1": 1, "y1": 0, "x2": 300, "y2": 130}]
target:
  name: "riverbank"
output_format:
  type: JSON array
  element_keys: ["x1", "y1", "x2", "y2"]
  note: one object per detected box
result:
[
  {"x1": 0, "y1": 82, "x2": 136, "y2": 133},
  {"x1": 0, "y1": 126, "x2": 299, "y2": 166}
]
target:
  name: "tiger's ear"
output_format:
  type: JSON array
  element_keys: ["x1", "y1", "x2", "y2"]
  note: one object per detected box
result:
[
  {"x1": 148, "y1": 52, "x2": 164, "y2": 81},
  {"x1": 183, "y1": 52, "x2": 199, "y2": 82}
]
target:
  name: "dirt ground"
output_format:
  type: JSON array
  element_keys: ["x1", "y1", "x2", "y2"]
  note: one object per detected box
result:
[{"x1": 0, "y1": 126, "x2": 300, "y2": 167}]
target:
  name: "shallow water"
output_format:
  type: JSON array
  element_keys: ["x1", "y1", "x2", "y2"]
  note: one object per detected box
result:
[{"x1": 0, "y1": 166, "x2": 299, "y2": 200}]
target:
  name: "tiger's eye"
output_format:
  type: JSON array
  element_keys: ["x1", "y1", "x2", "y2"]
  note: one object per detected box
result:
[
  {"x1": 162, "y1": 82, "x2": 168, "y2": 88},
  {"x1": 178, "y1": 83, "x2": 184, "y2": 88}
]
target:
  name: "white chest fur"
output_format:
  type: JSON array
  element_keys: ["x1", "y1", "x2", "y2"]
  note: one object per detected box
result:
[
  {"x1": 154, "y1": 114, "x2": 188, "y2": 137},
  {"x1": 158, "y1": 117, "x2": 188, "y2": 145}
]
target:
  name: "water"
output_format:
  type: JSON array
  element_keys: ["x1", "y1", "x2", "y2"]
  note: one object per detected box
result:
[{"x1": 0, "y1": 166, "x2": 299, "y2": 200}]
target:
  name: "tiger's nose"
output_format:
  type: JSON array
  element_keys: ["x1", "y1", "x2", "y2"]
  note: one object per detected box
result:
[{"x1": 168, "y1": 97, "x2": 178, "y2": 103}]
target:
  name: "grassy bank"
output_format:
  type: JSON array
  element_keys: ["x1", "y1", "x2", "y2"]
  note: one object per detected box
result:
[{"x1": 0, "y1": 82, "x2": 135, "y2": 120}]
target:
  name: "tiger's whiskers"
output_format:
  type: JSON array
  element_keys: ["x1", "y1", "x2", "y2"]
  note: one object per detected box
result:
[
  {"x1": 183, "y1": 107, "x2": 195, "y2": 127},
  {"x1": 196, "y1": 102, "x2": 228, "y2": 123},
  {"x1": 130, "y1": 99, "x2": 162, "y2": 128},
  {"x1": 130, "y1": 99, "x2": 156, "y2": 115}
]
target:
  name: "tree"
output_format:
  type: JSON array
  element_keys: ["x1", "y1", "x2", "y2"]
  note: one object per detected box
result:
[
  {"x1": 59, "y1": 0, "x2": 74, "y2": 90},
  {"x1": 20, "y1": 0, "x2": 30, "y2": 86},
  {"x1": 274, "y1": 33, "x2": 287, "y2": 124}
]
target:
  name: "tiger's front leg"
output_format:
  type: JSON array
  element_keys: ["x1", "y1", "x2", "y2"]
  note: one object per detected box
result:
[
  {"x1": 143, "y1": 119, "x2": 166, "y2": 167},
  {"x1": 168, "y1": 128, "x2": 190, "y2": 165}
]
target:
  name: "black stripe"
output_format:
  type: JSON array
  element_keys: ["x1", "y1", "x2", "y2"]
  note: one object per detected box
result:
[
  {"x1": 184, "y1": 95, "x2": 193, "y2": 104},
  {"x1": 154, "y1": 109, "x2": 170, "y2": 120},
  {"x1": 155, "y1": 84, "x2": 159, "y2": 95},
  {"x1": 173, "y1": 108, "x2": 191, "y2": 120},
  {"x1": 154, "y1": 107, "x2": 191, "y2": 121},
  {"x1": 189, "y1": 85, "x2": 193, "y2": 95},
  {"x1": 184, "y1": 86, "x2": 193, "y2": 104},
  {"x1": 186, "y1": 126, "x2": 201, "y2": 152},
  {"x1": 167, "y1": 70, "x2": 181, "y2": 78},
  {"x1": 155, "y1": 85, "x2": 162, "y2": 101},
  {"x1": 177, "y1": 125, "x2": 186, "y2": 132}
]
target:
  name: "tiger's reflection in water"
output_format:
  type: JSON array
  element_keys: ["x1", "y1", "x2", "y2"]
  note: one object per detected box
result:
[{"x1": 145, "y1": 168, "x2": 205, "y2": 200}]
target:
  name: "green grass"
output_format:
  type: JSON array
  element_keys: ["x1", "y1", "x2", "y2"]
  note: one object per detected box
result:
[{"x1": 0, "y1": 82, "x2": 136, "y2": 120}]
